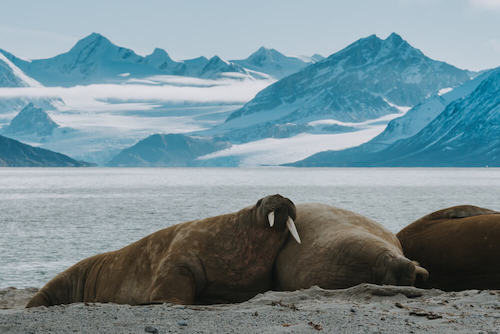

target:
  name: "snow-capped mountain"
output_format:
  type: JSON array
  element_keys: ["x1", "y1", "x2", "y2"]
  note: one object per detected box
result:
[
  {"x1": 369, "y1": 70, "x2": 491, "y2": 147},
  {"x1": 1, "y1": 103, "x2": 59, "y2": 138},
  {"x1": 290, "y1": 69, "x2": 494, "y2": 165},
  {"x1": 1, "y1": 33, "x2": 149, "y2": 86},
  {"x1": 293, "y1": 68, "x2": 500, "y2": 167},
  {"x1": 232, "y1": 47, "x2": 313, "y2": 79},
  {"x1": 381, "y1": 68, "x2": 500, "y2": 166},
  {"x1": 0, "y1": 33, "x2": 268, "y2": 86},
  {"x1": 226, "y1": 33, "x2": 471, "y2": 128},
  {"x1": 103, "y1": 32, "x2": 480, "y2": 167}
]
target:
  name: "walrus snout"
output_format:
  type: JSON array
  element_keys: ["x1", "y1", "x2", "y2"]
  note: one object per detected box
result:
[{"x1": 257, "y1": 194, "x2": 300, "y2": 244}]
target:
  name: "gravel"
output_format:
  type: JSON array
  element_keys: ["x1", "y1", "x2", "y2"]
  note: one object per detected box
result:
[{"x1": 1, "y1": 284, "x2": 499, "y2": 333}]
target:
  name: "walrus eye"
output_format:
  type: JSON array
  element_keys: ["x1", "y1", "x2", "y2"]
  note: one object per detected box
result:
[
  {"x1": 287, "y1": 217, "x2": 301, "y2": 244},
  {"x1": 268, "y1": 211, "x2": 275, "y2": 227}
]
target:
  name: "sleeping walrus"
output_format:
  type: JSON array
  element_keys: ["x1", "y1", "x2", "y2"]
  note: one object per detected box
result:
[
  {"x1": 27, "y1": 194, "x2": 301, "y2": 307},
  {"x1": 274, "y1": 203, "x2": 428, "y2": 291},
  {"x1": 397, "y1": 205, "x2": 500, "y2": 291}
]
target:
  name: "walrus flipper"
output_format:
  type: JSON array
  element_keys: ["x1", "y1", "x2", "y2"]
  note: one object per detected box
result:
[
  {"x1": 149, "y1": 254, "x2": 206, "y2": 305},
  {"x1": 425, "y1": 205, "x2": 499, "y2": 221}
]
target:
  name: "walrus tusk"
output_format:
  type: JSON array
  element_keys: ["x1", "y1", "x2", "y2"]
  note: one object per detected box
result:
[
  {"x1": 268, "y1": 211, "x2": 275, "y2": 227},
  {"x1": 286, "y1": 217, "x2": 301, "y2": 244}
]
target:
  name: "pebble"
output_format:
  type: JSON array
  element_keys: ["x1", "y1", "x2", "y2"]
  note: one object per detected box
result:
[
  {"x1": 144, "y1": 326, "x2": 159, "y2": 334},
  {"x1": 178, "y1": 320, "x2": 188, "y2": 326}
]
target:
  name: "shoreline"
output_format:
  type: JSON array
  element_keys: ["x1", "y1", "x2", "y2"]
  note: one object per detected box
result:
[{"x1": 1, "y1": 284, "x2": 499, "y2": 333}]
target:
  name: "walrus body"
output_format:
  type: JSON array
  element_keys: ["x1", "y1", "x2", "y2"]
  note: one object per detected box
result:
[
  {"x1": 397, "y1": 205, "x2": 500, "y2": 291},
  {"x1": 275, "y1": 203, "x2": 428, "y2": 291},
  {"x1": 27, "y1": 194, "x2": 298, "y2": 307}
]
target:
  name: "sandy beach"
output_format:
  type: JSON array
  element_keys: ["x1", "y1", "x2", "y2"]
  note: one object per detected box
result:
[{"x1": 1, "y1": 284, "x2": 498, "y2": 333}]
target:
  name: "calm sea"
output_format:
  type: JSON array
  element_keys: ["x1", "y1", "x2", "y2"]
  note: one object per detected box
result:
[{"x1": 1, "y1": 167, "x2": 499, "y2": 288}]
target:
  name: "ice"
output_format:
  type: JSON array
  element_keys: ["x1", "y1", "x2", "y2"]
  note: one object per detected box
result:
[
  {"x1": 199, "y1": 125, "x2": 386, "y2": 166},
  {"x1": 438, "y1": 87, "x2": 453, "y2": 96}
]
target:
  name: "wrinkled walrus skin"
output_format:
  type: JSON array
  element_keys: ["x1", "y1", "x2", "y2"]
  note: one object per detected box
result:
[
  {"x1": 275, "y1": 203, "x2": 428, "y2": 291},
  {"x1": 397, "y1": 205, "x2": 500, "y2": 291},
  {"x1": 26, "y1": 194, "x2": 297, "y2": 307}
]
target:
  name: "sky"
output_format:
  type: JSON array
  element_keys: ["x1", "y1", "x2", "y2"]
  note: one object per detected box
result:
[{"x1": 0, "y1": 0, "x2": 499, "y2": 71}]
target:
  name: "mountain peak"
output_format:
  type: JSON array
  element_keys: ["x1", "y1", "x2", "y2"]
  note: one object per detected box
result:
[
  {"x1": 69, "y1": 32, "x2": 114, "y2": 54},
  {"x1": 150, "y1": 48, "x2": 169, "y2": 57},
  {"x1": 145, "y1": 48, "x2": 173, "y2": 63},
  {"x1": 249, "y1": 46, "x2": 285, "y2": 59},
  {"x1": 256, "y1": 46, "x2": 269, "y2": 53},
  {"x1": 2, "y1": 103, "x2": 59, "y2": 137},
  {"x1": 207, "y1": 55, "x2": 229, "y2": 65},
  {"x1": 362, "y1": 34, "x2": 382, "y2": 42},
  {"x1": 386, "y1": 32, "x2": 403, "y2": 43},
  {"x1": 78, "y1": 32, "x2": 109, "y2": 44},
  {"x1": 88, "y1": 32, "x2": 105, "y2": 39},
  {"x1": 383, "y1": 32, "x2": 411, "y2": 50}
]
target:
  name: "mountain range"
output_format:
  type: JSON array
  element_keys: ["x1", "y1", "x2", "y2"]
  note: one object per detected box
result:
[
  {"x1": 204, "y1": 33, "x2": 472, "y2": 147},
  {"x1": 0, "y1": 33, "x2": 317, "y2": 86},
  {"x1": 1, "y1": 31, "x2": 496, "y2": 167}
]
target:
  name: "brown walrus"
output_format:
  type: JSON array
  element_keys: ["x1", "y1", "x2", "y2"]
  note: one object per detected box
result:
[
  {"x1": 274, "y1": 203, "x2": 428, "y2": 291},
  {"x1": 397, "y1": 205, "x2": 500, "y2": 291},
  {"x1": 26, "y1": 194, "x2": 301, "y2": 307}
]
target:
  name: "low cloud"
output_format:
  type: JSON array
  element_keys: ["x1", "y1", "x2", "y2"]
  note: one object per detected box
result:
[{"x1": 0, "y1": 77, "x2": 273, "y2": 112}]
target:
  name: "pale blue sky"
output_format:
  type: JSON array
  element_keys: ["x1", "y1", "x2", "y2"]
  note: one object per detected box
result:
[{"x1": 0, "y1": 0, "x2": 499, "y2": 70}]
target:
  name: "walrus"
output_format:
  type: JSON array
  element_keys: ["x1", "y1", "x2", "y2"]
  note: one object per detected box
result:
[
  {"x1": 274, "y1": 203, "x2": 428, "y2": 291},
  {"x1": 26, "y1": 194, "x2": 301, "y2": 307},
  {"x1": 397, "y1": 205, "x2": 500, "y2": 291}
]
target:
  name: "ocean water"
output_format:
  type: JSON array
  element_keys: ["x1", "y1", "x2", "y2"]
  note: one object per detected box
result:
[{"x1": 1, "y1": 167, "x2": 500, "y2": 288}]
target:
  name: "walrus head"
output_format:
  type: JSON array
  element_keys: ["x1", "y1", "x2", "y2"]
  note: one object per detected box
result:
[
  {"x1": 374, "y1": 254, "x2": 429, "y2": 286},
  {"x1": 256, "y1": 194, "x2": 301, "y2": 244}
]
